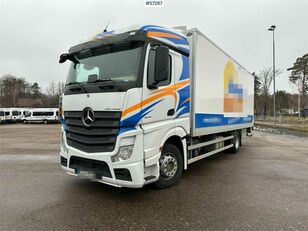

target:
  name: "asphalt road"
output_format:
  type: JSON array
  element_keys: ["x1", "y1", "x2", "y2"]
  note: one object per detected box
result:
[{"x1": 0, "y1": 124, "x2": 308, "y2": 230}]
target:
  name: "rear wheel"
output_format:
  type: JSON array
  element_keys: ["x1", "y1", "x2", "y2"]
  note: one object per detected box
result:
[
  {"x1": 229, "y1": 131, "x2": 241, "y2": 154},
  {"x1": 23, "y1": 120, "x2": 27, "y2": 124},
  {"x1": 155, "y1": 143, "x2": 183, "y2": 189},
  {"x1": 43, "y1": 120, "x2": 48, "y2": 124}
]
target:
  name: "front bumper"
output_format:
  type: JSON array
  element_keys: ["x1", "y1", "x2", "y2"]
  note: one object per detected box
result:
[
  {"x1": 59, "y1": 127, "x2": 146, "y2": 188},
  {"x1": 60, "y1": 153, "x2": 145, "y2": 188}
]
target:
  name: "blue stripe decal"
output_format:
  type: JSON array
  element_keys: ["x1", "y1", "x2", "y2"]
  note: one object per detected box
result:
[
  {"x1": 175, "y1": 102, "x2": 190, "y2": 118},
  {"x1": 177, "y1": 47, "x2": 189, "y2": 54},
  {"x1": 118, "y1": 127, "x2": 136, "y2": 135},
  {"x1": 195, "y1": 113, "x2": 253, "y2": 128},
  {"x1": 179, "y1": 55, "x2": 189, "y2": 80},
  {"x1": 120, "y1": 99, "x2": 164, "y2": 127},
  {"x1": 161, "y1": 37, "x2": 189, "y2": 45},
  {"x1": 59, "y1": 117, "x2": 67, "y2": 130},
  {"x1": 176, "y1": 85, "x2": 190, "y2": 111},
  {"x1": 139, "y1": 25, "x2": 165, "y2": 31}
]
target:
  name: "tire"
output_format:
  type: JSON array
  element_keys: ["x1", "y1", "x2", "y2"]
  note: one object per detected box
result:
[
  {"x1": 43, "y1": 120, "x2": 48, "y2": 124},
  {"x1": 155, "y1": 143, "x2": 183, "y2": 189},
  {"x1": 23, "y1": 120, "x2": 27, "y2": 124},
  {"x1": 229, "y1": 131, "x2": 241, "y2": 154}
]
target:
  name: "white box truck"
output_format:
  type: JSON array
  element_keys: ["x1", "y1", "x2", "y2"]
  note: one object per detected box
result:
[{"x1": 59, "y1": 25, "x2": 254, "y2": 188}]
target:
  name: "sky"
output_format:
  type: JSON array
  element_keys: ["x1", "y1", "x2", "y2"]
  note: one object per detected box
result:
[{"x1": 0, "y1": 0, "x2": 307, "y2": 93}]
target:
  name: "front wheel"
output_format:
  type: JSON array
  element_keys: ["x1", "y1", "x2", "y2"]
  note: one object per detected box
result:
[
  {"x1": 43, "y1": 120, "x2": 48, "y2": 124},
  {"x1": 155, "y1": 143, "x2": 183, "y2": 189}
]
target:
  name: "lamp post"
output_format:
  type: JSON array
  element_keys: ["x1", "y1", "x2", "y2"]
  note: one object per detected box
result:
[{"x1": 268, "y1": 25, "x2": 276, "y2": 128}]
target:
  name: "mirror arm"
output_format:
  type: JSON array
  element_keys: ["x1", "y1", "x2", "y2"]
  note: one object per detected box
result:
[
  {"x1": 148, "y1": 81, "x2": 158, "y2": 89},
  {"x1": 59, "y1": 53, "x2": 79, "y2": 65}
]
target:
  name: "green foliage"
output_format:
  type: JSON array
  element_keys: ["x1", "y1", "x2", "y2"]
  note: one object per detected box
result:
[
  {"x1": 288, "y1": 53, "x2": 308, "y2": 93},
  {"x1": 287, "y1": 53, "x2": 308, "y2": 116},
  {"x1": 0, "y1": 74, "x2": 64, "y2": 108},
  {"x1": 253, "y1": 72, "x2": 261, "y2": 95}
]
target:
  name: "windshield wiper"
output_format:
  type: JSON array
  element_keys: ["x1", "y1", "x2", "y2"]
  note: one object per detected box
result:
[
  {"x1": 87, "y1": 78, "x2": 114, "y2": 84},
  {"x1": 65, "y1": 82, "x2": 81, "y2": 87},
  {"x1": 65, "y1": 82, "x2": 88, "y2": 93}
]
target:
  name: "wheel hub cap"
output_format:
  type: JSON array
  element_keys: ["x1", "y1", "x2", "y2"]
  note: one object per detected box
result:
[{"x1": 159, "y1": 153, "x2": 178, "y2": 179}]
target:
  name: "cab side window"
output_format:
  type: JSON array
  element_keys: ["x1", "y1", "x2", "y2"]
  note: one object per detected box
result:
[{"x1": 147, "y1": 49, "x2": 172, "y2": 87}]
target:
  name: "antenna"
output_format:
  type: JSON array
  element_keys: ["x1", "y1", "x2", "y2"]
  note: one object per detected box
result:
[{"x1": 103, "y1": 19, "x2": 111, "y2": 32}]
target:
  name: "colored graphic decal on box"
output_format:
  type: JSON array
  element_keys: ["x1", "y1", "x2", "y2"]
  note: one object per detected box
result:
[{"x1": 224, "y1": 60, "x2": 244, "y2": 113}]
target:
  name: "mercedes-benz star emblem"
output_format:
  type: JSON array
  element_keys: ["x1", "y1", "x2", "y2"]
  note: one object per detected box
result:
[{"x1": 82, "y1": 107, "x2": 95, "y2": 127}]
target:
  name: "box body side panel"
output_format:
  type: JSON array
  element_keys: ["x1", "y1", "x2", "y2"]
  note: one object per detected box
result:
[{"x1": 190, "y1": 30, "x2": 254, "y2": 136}]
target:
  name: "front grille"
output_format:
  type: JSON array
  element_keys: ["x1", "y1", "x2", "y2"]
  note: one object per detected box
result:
[
  {"x1": 64, "y1": 111, "x2": 121, "y2": 153},
  {"x1": 69, "y1": 156, "x2": 112, "y2": 178}
]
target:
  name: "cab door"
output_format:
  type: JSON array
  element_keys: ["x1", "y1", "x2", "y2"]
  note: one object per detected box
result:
[{"x1": 141, "y1": 44, "x2": 176, "y2": 124}]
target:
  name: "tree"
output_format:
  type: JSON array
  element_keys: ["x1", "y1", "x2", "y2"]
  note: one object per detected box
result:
[
  {"x1": 43, "y1": 81, "x2": 65, "y2": 107},
  {"x1": 46, "y1": 82, "x2": 57, "y2": 97},
  {"x1": 57, "y1": 82, "x2": 65, "y2": 95},
  {"x1": 252, "y1": 72, "x2": 261, "y2": 115},
  {"x1": 287, "y1": 53, "x2": 308, "y2": 117},
  {"x1": 30, "y1": 82, "x2": 41, "y2": 98},
  {"x1": 0, "y1": 74, "x2": 30, "y2": 107},
  {"x1": 258, "y1": 67, "x2": 282, "y2": 118},
  {"x1": 276, "y1": 90, "x2": 290, "y2": 113}
]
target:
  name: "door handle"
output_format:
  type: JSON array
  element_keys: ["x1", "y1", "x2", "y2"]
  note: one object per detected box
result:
[{"x1": 167, "y1": 109, "x2": 175, "y2": 116}]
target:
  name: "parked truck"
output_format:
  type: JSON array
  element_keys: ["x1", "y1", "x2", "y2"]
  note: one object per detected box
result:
[{"x1": 59, "y1": 25, "x2": 254, "y2": 188}]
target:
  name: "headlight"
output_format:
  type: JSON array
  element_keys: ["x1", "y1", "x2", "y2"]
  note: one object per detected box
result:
[{"x1": 112, "y1": 145, "x2": 134, "y2": 162}]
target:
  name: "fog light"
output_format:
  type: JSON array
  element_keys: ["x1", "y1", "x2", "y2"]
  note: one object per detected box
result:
[{"x1": 112, "y1": 145, "x2": 134, "y2": 162}]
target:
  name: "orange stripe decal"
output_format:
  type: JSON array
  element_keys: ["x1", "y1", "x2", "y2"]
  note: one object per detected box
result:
[
  {"x1": 182, "y1": 97, "x2": 190, "y2": 105},
  {"x1": 122, "y1": 90, "x2": 176, "y2": 118},
  {"x1": 121, "y1": 80, "x2": 190, "y2": 118},
  {"x1": 147, "y1": 31, "x2": 181, "y2": 39},
  {"x1": 151, "y1": 79, "x2": 189, "y2": 95}
]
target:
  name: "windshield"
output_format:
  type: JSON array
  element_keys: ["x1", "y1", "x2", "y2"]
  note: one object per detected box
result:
[{"x1": 65, "y1": 42, "x2": 144, "y2": 94}]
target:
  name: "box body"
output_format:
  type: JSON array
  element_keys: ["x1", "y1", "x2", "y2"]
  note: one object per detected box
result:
[{"x1": 188, "y1": 29, "x2": 254, "y2": 136}]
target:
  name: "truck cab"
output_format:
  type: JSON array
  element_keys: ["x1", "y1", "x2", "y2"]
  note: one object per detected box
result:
[{"x1": 59, "y1": 25, "x2": 190, "y2": 188}]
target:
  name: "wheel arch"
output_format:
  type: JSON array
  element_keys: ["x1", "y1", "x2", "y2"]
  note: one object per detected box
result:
[{"x1": 160, "y1": 127, "x2": 188, "y2": 170}]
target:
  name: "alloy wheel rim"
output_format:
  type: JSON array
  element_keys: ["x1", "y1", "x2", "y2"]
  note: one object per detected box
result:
[{"x1": 159, "y1": 152, "x2": 178, "y2": 179}]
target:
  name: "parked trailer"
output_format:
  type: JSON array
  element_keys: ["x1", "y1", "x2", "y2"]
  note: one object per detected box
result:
[
  {"x1": 23, "y1": 108, "x2": 59, "y2": 124},
  {"x1": 59, "y1": 25, "x2": 254, "y2": 188}
]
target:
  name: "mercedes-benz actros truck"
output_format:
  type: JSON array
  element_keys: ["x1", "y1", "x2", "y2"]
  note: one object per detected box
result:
[{"x1": 59, "y1": 24, "x2": 254, "y2": 188}]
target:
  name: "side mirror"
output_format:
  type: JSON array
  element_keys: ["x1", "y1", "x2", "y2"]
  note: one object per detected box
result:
[
  {"x1": 154, "y1": 46, "x2": 170, "y2": 83},
  {"x1": 59, "y1": 53, "x2": 70, "y2": 63},
  {"x1": 59, "y1": 53, "x2": 79, "y2": 65}
]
